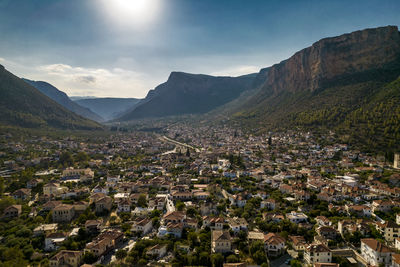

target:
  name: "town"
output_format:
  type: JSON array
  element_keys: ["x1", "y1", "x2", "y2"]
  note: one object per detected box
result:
[{"x1": 0, "y1": 126, "x2": 399, "y2": 267}]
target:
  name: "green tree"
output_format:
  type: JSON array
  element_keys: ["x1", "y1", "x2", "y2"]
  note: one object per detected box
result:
[
  {"x1": 59, "y1": 151, "x2": 74, "y2": 166},
  {"x1": 176, "y1": 201, "x2": 185, "y2": 211},
  {"x1": 82, "y1": 251, "x2": 97, "y2": 264},
  {"x1": 116, "y1": 249, "x2": 128, "y2": 261},
  {"x1": 211, "y1": 253, "x2": 224, "y2": 267},
  {"x1": 226, "y1": 254, "x2": 239, "y2": 263},
  {"x1": 75, "y1": 151, "x2": 89, "y2": 163},
  {"x1": 138, "y1": 194, "x2": 147, "y2": 208}
]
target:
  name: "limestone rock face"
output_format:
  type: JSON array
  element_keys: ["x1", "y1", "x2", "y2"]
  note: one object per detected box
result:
[{"x1": 258, "y1": 26, "x2": 400, "y2": 94}]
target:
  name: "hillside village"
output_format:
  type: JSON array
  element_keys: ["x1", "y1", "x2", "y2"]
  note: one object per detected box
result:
[{"x1": 0, "y1": 126, "x2": 400, "y2": 267}]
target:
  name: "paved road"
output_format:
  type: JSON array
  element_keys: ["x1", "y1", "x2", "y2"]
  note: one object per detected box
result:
[
  {"x1": 269, "y1": 253, "x2": 291, "y2": 267},
  {"x1": 166, "y1": 194, "x2": 175, "y2": 212},
  {"x1": 160, "y1": 136, "x2": 200, "y2": 153},
  {"x1": 102, "y1": 238, "x2": 136, "y2": 265}
]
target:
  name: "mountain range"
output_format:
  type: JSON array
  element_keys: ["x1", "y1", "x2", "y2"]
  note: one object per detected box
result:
[
  {"x1": 22, "y1": 79, "x2": 104, "y2": 122},
  {"x1": 116, "y1": 72, "x2": 256, "y2": 121},
  {"x1": 0, "y1": 25, "x2": 399, "y2": 149},
  {"x1": 0, "y1": 65, "x2": 102, "y2": 130},
  {"x1": 75, "y1": 97, "x2": 141, "y2": 121}
]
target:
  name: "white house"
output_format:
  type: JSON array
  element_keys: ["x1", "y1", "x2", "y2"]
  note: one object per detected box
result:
[
  {"x1": 117, "y1": 199, "x2": 131, "y2": 213},
  {"x1": 286, "y1": 211, "x2": 308, "y2": 223},
  {"x1": 131, "y1": 218, "x2": 153, "y2": 235},
  {"x1": 45, "y1": 232, "x2": 67, "y2": 251},
  {"x1": 146, "y1": 244, "x2": 167, "y2": 258},
  {"x1": 304, "y1": 243, "x2": 332, "y2": 265},
  {"x1": 361, "y1": 238, "x2": 393, "y2": 267}
]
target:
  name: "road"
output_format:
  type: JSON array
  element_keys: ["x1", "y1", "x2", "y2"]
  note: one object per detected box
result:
[
  {"x1": 160, "y1": 136, "x2": 200, "y2": 153},
  {"x1": 269, "y1": 253, "x2": 291, "y2": 267},
  {"x1": 166, "y1": 194, "x2": 175, "y2": 212},
  {"x1": 102, "y1": 238, "x2": 136, "y2": 265}
]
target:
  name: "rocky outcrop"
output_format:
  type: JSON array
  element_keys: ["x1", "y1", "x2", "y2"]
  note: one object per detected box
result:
[{"x1": 257, "y1": 26, "x2": 400, "y2": 94}]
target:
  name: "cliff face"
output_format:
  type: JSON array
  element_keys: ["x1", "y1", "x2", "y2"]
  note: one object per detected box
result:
[{"x1": 258, "y1": 26, "x2": 400, "y2": 94}]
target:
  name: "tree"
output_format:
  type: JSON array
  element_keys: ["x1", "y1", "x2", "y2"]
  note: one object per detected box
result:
[
  {"x1": 75, "y1": 151, "x2": 89, "y2": 163},
  {"x1": 226, "y1": 254, "x2": 239, "y2": 263},
  {"x1": 59, "y1": 151, "x2": 74, "y2": 166},
  {"x1": 116, "y1": 249, "x2": 128, "y2": 261},
  {"x1": 290, "y1": 259, "x2": 303, "y2": 267},
  {"x1": 0, "y1": 177, "x2": 4, "y2": 196},
  {"x1": 0, "y1": 196, "x2": 15, "y2": 213},
  {"x1": 252, "y1": 250, "x2": 267, "y2": 265},
  {"x1": 176, "y1": 201, "x2": 185, "y2": 211},
  {"x1": 211, "y1": 253, "x2": 224, "y2": 267},
  {"x1": 82, "y1": 252, "x2": 97, "y2": 264},
  {"x1": 186, "y1": 206, "x2": 197, "y2": 217},
  {"x1": 138, "y1": 194, "x2": 147, "y2": 208},
  {"x1": 187, "y1": 231, "x2": 198, "y2": 247}
]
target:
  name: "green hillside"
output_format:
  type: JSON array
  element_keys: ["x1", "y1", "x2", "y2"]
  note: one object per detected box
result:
[
  {"x1": 231, "y1": 65, "x2": 400, "y2": 151},
  {"x1": 0, "y1": 65, "x2": 102, "y2": 130}
]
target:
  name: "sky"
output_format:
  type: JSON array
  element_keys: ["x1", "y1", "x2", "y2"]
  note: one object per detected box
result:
[{"x1": 0, "y1": 0, "x2": 399, "y2": 98}]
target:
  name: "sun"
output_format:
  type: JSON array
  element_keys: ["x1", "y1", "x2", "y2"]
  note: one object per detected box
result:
[{"x1": 100, "y1": 0, "x2": 162, "y2": 30}]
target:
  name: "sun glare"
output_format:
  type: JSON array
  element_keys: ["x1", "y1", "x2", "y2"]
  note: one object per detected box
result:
[{"x1": 100, "y1": 0, "x2": 162, "y2": 30}]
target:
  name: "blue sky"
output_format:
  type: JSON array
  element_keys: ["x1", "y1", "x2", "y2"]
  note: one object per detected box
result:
[{"x1": 0, "y1": 0, "x2": 399, "y2": 98}]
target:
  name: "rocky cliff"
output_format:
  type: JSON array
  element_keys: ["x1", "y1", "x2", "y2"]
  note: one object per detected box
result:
[{"x1": 257, "y1": 25, "x2": 400, "y2": 94}]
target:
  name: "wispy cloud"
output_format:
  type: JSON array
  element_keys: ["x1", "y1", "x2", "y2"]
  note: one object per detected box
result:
[
  {"x1": 210, "y1": 65, "x2": 260, "y2": 77},
  {"x1": 31, "y1": 63, "x2": 151, "y2": 98},
  {"x1": 76, "y1": 75, "x2": 96, "y2": 84}
]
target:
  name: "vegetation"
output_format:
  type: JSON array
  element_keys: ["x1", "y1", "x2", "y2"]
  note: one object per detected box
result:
[{"x1": 0, "y1": 65, "x2": 102, "y2": 130}]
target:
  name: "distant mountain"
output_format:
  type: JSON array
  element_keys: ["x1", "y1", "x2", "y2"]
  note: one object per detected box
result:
[
  {"x1": 0, "y1": 65, "x2": 102, "y2": 130},
  {"x1": 116, "y1": 72, "x2": 256, "y2": 121},
  {"x1": 69, "y1": 96, "x2": 97, "y2": 101},
  {"x1": 75, "y1": 98, "x2": 141, "y2": 121},
  {"x1": 22, "y1": 79, "x2": 104, "y2": 122},
  {"x1": 228, "y1": 25, "x2": 400, "y2": 151}
]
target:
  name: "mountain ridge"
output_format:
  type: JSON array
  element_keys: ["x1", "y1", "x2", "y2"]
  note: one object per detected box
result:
[
  {"x1": 0, "y1": 65, "x2": 102, "y2": 130},
  {"x1": 116, "y1": 72, "x2": 256, "y2": 121},
  {"x1": 75, "y1": 97, "x2": 141, "y2": 121},
  {"x1": 22, "y1": 79, "x2": 104, "y2": 122}
]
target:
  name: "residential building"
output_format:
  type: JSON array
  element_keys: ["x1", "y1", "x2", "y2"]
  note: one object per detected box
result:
[
  {"x1": 131, "y1": 218, "x2": 153, "y2": 235},
  {"x1": 146, "y1": 244, "x2": 167, "y2": 258},
  {"x1": 12, "y1": 188, "x2": 31, "y2": 200},
  {"x1": 286, "y1": 211, "x2": 308, "y2": 223},
  {"x1": 264, "y1": 233, "x2": 285, "y2": 257},
  {"x1": 49, "y1": 250, "x2": 82, "y2": 267},
  {"x1": 304, "y1": 243, "x2": 332, "y2": 265},
  {"x1": 361, "y1": 238, "x2": 393, "y2": 267},
  {"x1": 212, "y1": 230, "x2": 232, "y2": 253},
  {"x1": 289, "y1": 235, "x2": 307, "y2": 251},
  {"x1": 376, "y1": 221, "x2": 400, "y2": 242},
  {"x1": 2, "y1": 204, "x2": 21, "y2": 218},
  {"x1": 52, "y1": 204, "x2": 75, "y2": 223},
  {"x1": 45, "y1": 232, "x2": 67, "y2": 251},
  {"x1": 95, "y1": 196, "x2": 112, "y2": 214}
]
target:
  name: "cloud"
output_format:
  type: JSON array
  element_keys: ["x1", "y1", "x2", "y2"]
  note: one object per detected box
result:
[
  {"x1": 76, "y1": 75, "x2": 96, "y2": 84},
  {"x1": 35, "y1": 63, "x2": 150, "y2": 98},
  {"x1": 40, "y1": 63, "x2": 72, "y2": 73},
  {"x1": 210, "y1": 65, "x2": 260, "y2": 77}
]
